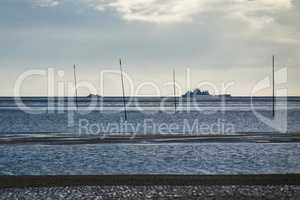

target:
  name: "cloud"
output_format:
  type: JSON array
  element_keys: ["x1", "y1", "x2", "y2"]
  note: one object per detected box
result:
[
  {"x1": 32, "y1": 0, "x2": 61, "y2": 7},
  {"x1": 83, "y1": 0, "x2": 293, "y2": 24},
  {"x1": 31, "y1": 0, "x2": 294, "y2": 26},
  {"x1": 89, "y1": 0, "x2": 208, "y2": 23}
]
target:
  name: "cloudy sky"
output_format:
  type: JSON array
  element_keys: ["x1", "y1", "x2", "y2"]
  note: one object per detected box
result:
[{"x1": 0, "y1": 0, "x2": 299, "y2": 96}]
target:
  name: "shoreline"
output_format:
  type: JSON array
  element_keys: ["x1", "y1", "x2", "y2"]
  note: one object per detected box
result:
[
  {"x1": 1, "y1": 133, "x2": 300, "y2": 145},
  {"x1": 1, "y1": 174, "x2": 300, "y2": 188}
]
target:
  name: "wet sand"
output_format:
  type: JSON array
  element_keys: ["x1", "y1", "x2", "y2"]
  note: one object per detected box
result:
[
  {"x1": 0, "y1": 133, "x2": 300, "y2": 145},
  {"x1": 1, "y1": 174, "x2": 300, "y2": 188}
]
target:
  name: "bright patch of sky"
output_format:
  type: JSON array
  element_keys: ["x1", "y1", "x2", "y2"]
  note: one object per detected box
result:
[{"x1": 0, "y1": 0, "x2": 299, "y2": 96}]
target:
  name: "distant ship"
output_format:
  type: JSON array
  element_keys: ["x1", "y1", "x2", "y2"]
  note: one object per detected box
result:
[
  {"x1": 87, "y1": 94, "x2": 101, "y2": 98},
  {"x1": 85, "y1": 89, "x2": 231, "y2": 101},
  {"x1": 182, "y1": 89, "x2": 231, "y2": 99}
]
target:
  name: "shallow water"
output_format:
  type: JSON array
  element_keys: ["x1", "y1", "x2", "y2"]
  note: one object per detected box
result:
[
  {"x1": 0, "y1": 97, "x2": 299, "y2": 175},
  {"x1": 0, "y1": 97, "x2": 300, "y2": 134},
  {"x1": 0, "y1": 143, "x2": 299, "y2": 175},
  {"x1": 0, "y1": 110, "x2": 299, "y2": 134}
]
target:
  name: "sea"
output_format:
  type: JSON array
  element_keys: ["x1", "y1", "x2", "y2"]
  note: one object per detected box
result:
[{"x1": 0, "y1": 96, "x2": 300, "y2": 175}]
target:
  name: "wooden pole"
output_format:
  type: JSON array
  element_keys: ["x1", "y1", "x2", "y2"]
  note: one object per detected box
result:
[
  {"x1": 73, "y1": 64, "x2": 78, "y2": 110},
  {"x1": 173, "y1": 69, "x2": 177, "y2": 113},
  {"x1": 119, "y1": 59, "x2": 128, "y2": 121},
  {"x1": 272, "y1": 55, "x2": 275, "y2": 117}
]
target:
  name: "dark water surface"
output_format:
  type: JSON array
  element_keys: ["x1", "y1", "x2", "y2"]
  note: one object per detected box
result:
[
  {"x1": 0, "y1": 97, "x2": 299, "y2": 134},
  {"x1": 0, "y1": 97, "x2": 299, "y2": 175},
  {"x1": 0, "y1": 143, "x2": 299, "y2": 175}
]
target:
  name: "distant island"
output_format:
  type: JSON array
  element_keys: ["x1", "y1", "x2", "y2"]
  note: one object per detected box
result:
[
  {"x1": 182, "y1": 89, "x2": 231, "y2": 98},
  {"x1": 85, "y1": 89, "x2": 231, "y2": 98}
]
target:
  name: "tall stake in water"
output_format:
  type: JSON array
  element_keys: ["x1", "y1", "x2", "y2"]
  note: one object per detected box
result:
[
  {"x1": 272, "y1": 55, "x2": 275, "y2": 117},
  {"x1": 119, "y1": 59, "x2": 128, "y2": 121},
  {"x1": 173, "y1": 69, "x2": 177, "y2": 113},
  {"x1": 73, "y1": 64, "x2": 78, "y2": 110}
]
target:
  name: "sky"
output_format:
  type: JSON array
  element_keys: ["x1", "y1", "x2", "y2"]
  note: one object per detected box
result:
[{"x1": 0, "y1": 0, "x2": 299, "y2": 96}]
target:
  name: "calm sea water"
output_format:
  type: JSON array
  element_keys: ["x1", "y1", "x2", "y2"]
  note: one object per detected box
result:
[
  {"x1": 0, "y1": 97, "x2": 299, "y2": 175},
  {"x1": 0, "y1": 97, "x2": 299, "y2": 133},
  {"x1": 0, "y1": 143, "x2": 299, "y2": 175}
]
